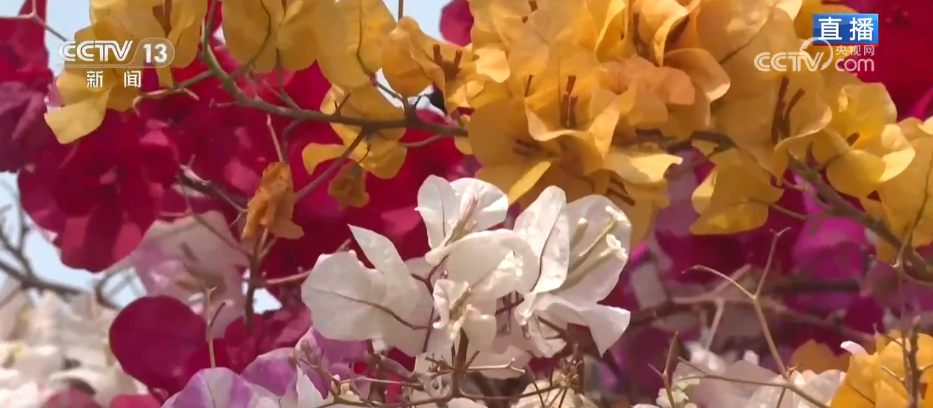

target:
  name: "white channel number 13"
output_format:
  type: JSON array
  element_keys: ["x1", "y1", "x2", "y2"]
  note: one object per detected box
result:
[{"x1": 144, "y1": 43, "x2": 169, "y2": 64}]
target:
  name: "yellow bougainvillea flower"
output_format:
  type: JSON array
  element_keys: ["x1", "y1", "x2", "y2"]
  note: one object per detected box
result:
[
  {"x1": 790, "y1": 340, "x2": 850, "y2": 374},
  {"x1": 809, "y1": 73, "x2": 915, "y2": 198},
  {"x1": 44, "y1": 21, "x2": 139, "y2": 144},
  {"x1": 382, "y1": 17, "x2": 509, "y2": 110},
  {"x1": 717, "y1": 70, "x2": 831, "y2": 176},
  {"x1": 221, "y1": 0, "x2": 339, "y2": 73},
  {"x1": 523, "y1": 52, "x2": 619, "y2": 162},
  {"x1": 694, "y1": 0, "x2": 801, "y2": 98},
  {"x1": 613, "y1": 0, "x2": 731, "y2": 139},
  {"x1": 329, "y1": 163, "x2": 370, "y2": 209},
  {"x1": 469, "y1": 98, "x2": 606, "y2": 204},
  {"x1": 832, "y1": 331, "x2": 933, "y2": 408},
  {"x1": 315, "y1": 0, "x2": 397, "y2": 89},
  {"x1": 874, "y1": 117, "x2": 933, "y2": 259},
  {"x1": 506, "y1": 0, "x2": 592, "y2": 80},
  {"x1": 242, "y1": 162, "x2": 303, "y2": 240},
  {"x1": 690, "y1": 143, "x2": 784, "y2": 235},
  {"x1": 302, "y1": 85, "x2": 407, "y2": 179},
  {"x1": 90, "y1": 0, "x2": 207, "y2": 87}
]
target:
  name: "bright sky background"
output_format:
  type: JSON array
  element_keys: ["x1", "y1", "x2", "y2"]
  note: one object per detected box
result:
[{"x1": 0, "y1": 0, "x2": 445, "y2": 310}]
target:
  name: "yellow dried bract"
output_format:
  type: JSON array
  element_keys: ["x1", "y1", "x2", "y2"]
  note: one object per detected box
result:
[{"x1": 242, "y1": 162, "x2": 304, "y2": 241}]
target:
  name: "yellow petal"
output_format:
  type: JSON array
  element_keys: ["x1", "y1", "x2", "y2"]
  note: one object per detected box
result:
[
  {"x1": 826, "y1": 150, "x2": 885, "y2": 198},
  {"x1": 876, "y1": 123, "x2": 933, "y2": 247},
  {"x1": 454, "y1": 136, "x2": 473, "y2": 155},
  {"x1": 302, "y1": 143, "x2": 361, "y2": 174},
  {"x1": 221, "y1": 0, "x2": 282, "y2": 72},
  {"x1": 789, "y1": 340, "x2": 849, "y2": 373},
  {"x1": 320, "y1": 85, "x2": 406, "y2": 145},
  {"x1": 317, "y1": 0, "x2": 396, "y2": 89},
  {"x1": 468, "y1": 99, "x2": 530, "y2": 166},
  {"x1": 45, "y1": 92, "x2": 111, "y2": 144},
  {"x1": 605, "y1": 147, "x2": 683, "y2": 184},
  {"x1": 663, "y1": 48, "x2": 731, "y2": 101},
  {"x1": 476, "y1": 161, "x2": 552, "y2": 204},
  {"x1": 381, "y1": 17, "x2": 441, "y2": 97}
]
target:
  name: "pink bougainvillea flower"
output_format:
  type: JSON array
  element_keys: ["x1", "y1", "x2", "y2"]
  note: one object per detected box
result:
[
  {"x1": 41, "y1": 388, "x2": 102, "y2": 408},
  {"x1": 439, "y1": 0, "x2": 473, "y2": 46},
  {"x1": 845, "y1": 0, "x2": 933, "y2": 117},
  {"x1": 18, "y1": 111, "x2": 182, "y2": 272},
  {"x1": 161, "y1": 368, "x2": 271, "y2": 408},
  {"x1": 0, "y1": 0, "x2": 53, "y2": 91},
  {"x1": 108, "y1": 395, "x2": 161, "y2": 408},
  {"x1": 109, "y1": 211, "x2": 250, "y2": 335}
]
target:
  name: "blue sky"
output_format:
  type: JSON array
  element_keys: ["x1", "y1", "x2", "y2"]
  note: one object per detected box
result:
[{"x1": 0, "y1": 0, "x2": 444, "y2": 310}]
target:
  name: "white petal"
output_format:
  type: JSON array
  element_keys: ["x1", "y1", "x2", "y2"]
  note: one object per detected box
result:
[
  {"x1": 380, "y1": 283, "x2": 443, "y2": 356},
  {"x1": 296, "y1": 371, "x2": 330, "y2": 407},
  {"x1": 432, "y1": 279, "x2": 471, "y2": 335},
  {"x1": 840, "y1": 341, "x2": 868, "y2": 356},
  {"x1": 349, "y1": 225, "x2": 409, "y2": 281},
  {"x1": 537, "y1": 296, "x2": 631, "y2": 356},
  {"x1": 524, "y1": 311, "x2": 566, "y2": 358},
  {"x1": 432, "y1": 230, "x2": 539, "y2": 300},
  {"x1": 0, "y1": 279, "x2": 31, "y2": 341},
  {"x1": 513, "y1": 186, "x2": 571, "y2": 294},
  {"x1": 463, "y1": 307, "x2": 497, "y2": 351},
  {"x1": 449, "y1": 178, "x2": 509, "y2": 232},
  {"x1": 416, "y1": 176, "x2": 460, "y2": 249},
  {"x1": 449, "y1": 398, "x2": 486, "y2": 408},
  {"x1": 794, "y1": 370, "x2": 846, "y2": 406},
  {"x1": 302, "y1": 252, "x2": 404, "y2": 341},
  {"x1": 416, "y1": 177, "x2": 508, "y2": 251},
  {"x1": 560, "y1": 196, "x2": 632, "y2": 301}
]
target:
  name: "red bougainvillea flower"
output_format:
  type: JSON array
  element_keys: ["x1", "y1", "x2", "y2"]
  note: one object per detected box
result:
[
  {"x1": 439, "y1": 0, "x2": 473, "y2": 46},
  {"x1": 0, "y1": 0, "x2": 53, "y2": 90},
  {"x1": 0, "y1": 82, "x2": 55, "y2": 172},
  {"x1": 18, "y1": 111, "x2": 181, "y2": 272},
  {"x1": 110, "y1": 296, "x2": 311, "y2": 401},
  {"x1": 845, "y1": 0, "x2": 933, "y2": 118}
]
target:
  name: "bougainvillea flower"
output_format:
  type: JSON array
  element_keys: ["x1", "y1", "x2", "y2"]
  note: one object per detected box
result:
[
  {"x1": 0, "y1": 0, "x2": 53, "y2": 91},
  {"x1": 18, "y1": 111, "x2": 181, "y2": 272},
  {"x1": 438, "y1": 0, "x2": 472, "y2": 46},
  {"x1": 0, "y1": 82, "x2": 56, "y2": 173},
  {"x1": 110, "y1": 296, "x2": 310, "y2": 400},
  {"x1": 110, "y1": 211, "x2": 249, "y2": 335}
]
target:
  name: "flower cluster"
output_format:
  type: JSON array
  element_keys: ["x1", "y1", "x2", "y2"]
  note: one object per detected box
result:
[
  {"x1": 302, "y1": 176, "x2": 632, "y2": 368},
  {"x1": 0, "y1": 281, "x2": 152, "y2": 408}
]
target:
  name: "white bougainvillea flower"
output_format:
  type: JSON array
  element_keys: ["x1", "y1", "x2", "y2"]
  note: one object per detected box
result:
[
  {"x1": 512, "y1": 377, "x2": 599, "y2": 408},
  {"x1": 429, "y1": 227, "x2": 542, "y2": 350},
  {"x1": 302, "y1": 226, "x2": 439, "y2": 355},
  {"x1": 740, "y1": 370, "x2": 845, "y2": 408},
  {"x1": 511, "y1": 189, "x2": 633, "y2": 356},
  {"x1": 0, "y1": 290, "x2": 144, "y2": 407},
  {"x1": 0, "y1": 280, "x2": 30, "y2": 342},
  {"x1": 0, "y1": 381, "x2": 51, "y2": 408},
  {"x1": 416, "y1": 176, "x2": 510, "y2": 256},
  {"x1": 675, "y1": 353, "x2": 779, "y2": 408},
  {"x1": 108, "y1": 211, "x2": 249, "y2": 335}
]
